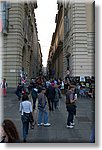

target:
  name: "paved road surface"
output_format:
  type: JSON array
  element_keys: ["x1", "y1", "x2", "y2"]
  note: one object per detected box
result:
[{"x1": 3, "y1": 89, "x2": 95, "y2": 143}]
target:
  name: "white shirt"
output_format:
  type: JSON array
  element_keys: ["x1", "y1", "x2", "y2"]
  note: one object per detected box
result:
[{"x1": 19, "y1": 101, "x2": 32, "y2": 115}]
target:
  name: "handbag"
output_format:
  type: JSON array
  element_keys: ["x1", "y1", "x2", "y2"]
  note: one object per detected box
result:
[
  {"x1": 21, "y1": 113, "x2": 30, "y2": 123},
  {"x1": 29, "y1": 112, "x2": 34, "y2": 123},
  {"x1": 21, "y1": 112, "x2": 34, "y2": 129},
  {"x1": 21, "y1": 102, "x2": 33, "y2": 123},
  {"x1": 29, "y1": 112, "x2": 35, "y2": 129}
]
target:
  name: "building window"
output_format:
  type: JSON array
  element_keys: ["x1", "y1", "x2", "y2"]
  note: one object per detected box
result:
[
  {"x1": 93, "y1": 1, "x2": 95, "y2": 31},
  {"x1": 64, "y1": 15, "x2": 69, "y2": 36},
  {"x1": 66, "y1": 52, "x2": 71, "y2": 71},
  {"x1": 1, "y1": 1, "x2": 10, "y2": 34},
  {"x1": 67, "y1": 57, "x2": 69, "y2": 70}
]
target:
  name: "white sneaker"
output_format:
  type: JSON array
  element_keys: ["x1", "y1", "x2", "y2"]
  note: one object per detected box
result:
[
  {"x1": 70, "y1": 123, "x2": 75, "y2": 126},
  {"x1": 66, "y1": 125, "x2": 74, "y2": 129},
  {"x1": 44, "y1": 123, "x2": 51, "y2": 127},
  {"x1": 37, "y1": 123, "x2": 43, "y2": 126},
  {"x1": 37, "y1": 124, "x2": 41, "y2": 126}
]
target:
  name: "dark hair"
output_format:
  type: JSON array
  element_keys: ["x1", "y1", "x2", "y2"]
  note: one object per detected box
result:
[
  {"x1": 2, "y1": 119, "x2": 20, "y2": 143},
  {"x1": 69, "y1": 85, "x2": 75, "y2": 90},
  {"x1": 22, "y1": 94, "x2": 29, "y2": 101},
  {"x1": 41, "y1": 87, "x2": 46, "y2": 91}
]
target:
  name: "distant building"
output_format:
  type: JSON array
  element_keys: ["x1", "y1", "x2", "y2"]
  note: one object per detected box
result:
[
  {"x1": 47, "y1": 0, "x2": 95, "y2": 80},
  {"x1": 38, "y1": 42, "x2": 43, "y2": 76},
  {"x1": 42, "y1": 67, "x2": 47, "y2": 76},
  {"x1": 47, "y1": 2, "x2": 64, "y2": 79},
  {"x1": 0, "y1": 1, "x2": 42, "y2": 87}
]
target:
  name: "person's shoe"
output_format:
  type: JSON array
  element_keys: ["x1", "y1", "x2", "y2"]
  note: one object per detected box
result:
[
  {"x1": 70, "y1": 122, "x2": 75, "y2": 126},
  {"x1": 66, "y1": 125, "x2": 74, "y2": 129},
  {"x1": 30, "y1": 124, "x2": 34, "y2": 129},
  {"x1": 37, "y1": 123, "x2": 44, "y2": 126},
  {"x1": 44, "y1": 123, "x2": 51, "y2": 127},
  {"x1": 37, "y1": 124, "x2": 41, "y2": 126},
  {"x1": 23, "y1": 138, "x2": 26, "y2": 143},
  {"x1": 18, "y1": 97, "x2": 21, "y2": 101}
]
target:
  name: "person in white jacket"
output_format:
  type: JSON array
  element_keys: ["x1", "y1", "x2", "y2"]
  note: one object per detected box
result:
[
  {"x1": 19, "y1": 94, "x2": 33, "y2": 142},
  {"x1": 1, "y1": 78, "x2": 7, "y2": 96}
]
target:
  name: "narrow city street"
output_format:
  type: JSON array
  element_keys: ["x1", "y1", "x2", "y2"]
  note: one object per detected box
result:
[
  {"x1": 0, "y1": 0, "x2": 95, "y2": 145},
  {"x1": 3, "y1": 88, "x2": 94, "y2": 143}
]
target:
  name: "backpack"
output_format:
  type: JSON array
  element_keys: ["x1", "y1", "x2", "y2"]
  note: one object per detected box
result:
[
  {"x1": 31, "y1": 89, "x2": 37, "y2": 99},
  {"x1": 55, "y1": 88, "x2": 62, "y2": 99}
]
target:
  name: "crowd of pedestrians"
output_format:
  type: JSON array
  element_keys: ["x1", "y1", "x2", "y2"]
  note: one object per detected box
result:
[
  {"x1": 0, "y1": 76, "x2": 95, "y2": 143},
  {"x1": 15, "y1": 76, "x2": 78, "y2": 142}
]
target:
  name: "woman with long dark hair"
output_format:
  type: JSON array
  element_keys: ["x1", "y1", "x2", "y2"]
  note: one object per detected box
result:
[{"x1": 0, "y1": 119, "x2": 20, "y2": 143}]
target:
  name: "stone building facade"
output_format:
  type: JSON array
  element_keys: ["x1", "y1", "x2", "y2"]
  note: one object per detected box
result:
[
  {"x1": 47, "y1": 0, "x2": 95, "y2": 80},
  {"x1": 0, "y1": 1, "x2": 42, "y2": 87},
  {"x1": 37, "y1": 42, "x2": 43, "y2": 76},
  {"x1": 63, "y1": 0, "x2": 95, "y2": 78},
  {"x1": 47, "y1": 2, "x2": 64, "y2": 79}
]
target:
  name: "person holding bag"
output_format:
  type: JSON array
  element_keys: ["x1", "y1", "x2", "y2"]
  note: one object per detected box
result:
[
  {"x1": 66, "y1": 85, "x2": 77, "y2": 128},
  {"x1": 19, "y1": 94, "x2": 34, "y2": 142}
]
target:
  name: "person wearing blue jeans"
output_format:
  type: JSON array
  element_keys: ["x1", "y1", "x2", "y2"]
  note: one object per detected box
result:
[
  {"x1": 37, "y1": 87, "x2": 51, "y2": 127},
  {"x1": 22, "y1": 121, "x2": 29, "y2": 141},
  {"x1": 67, "y1": 105, "x2": 75, "y2": 126},
  {"x1": 38, "y1": 109, "x2": 48, "y2": 125},
  {"x1": 19, "y1": 94, "x2": 33, "y2": 142},
  {"x1": 90, "y1": 126, "x2": 95, "y2": 143}
]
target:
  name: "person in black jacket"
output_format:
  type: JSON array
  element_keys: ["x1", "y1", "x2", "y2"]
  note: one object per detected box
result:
[
  {"x1": 66, "y1": 85, "x2": 77, "y2": 128},
  {"x1": 31, "y1": 86, "x2": 38, "y2": 110},
  {"x1": 15, "y1": 83, "x2": 22, "y2": 100},
  {"x1": 46, "y1": 84, "x2": 55, "y2": 111}
]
